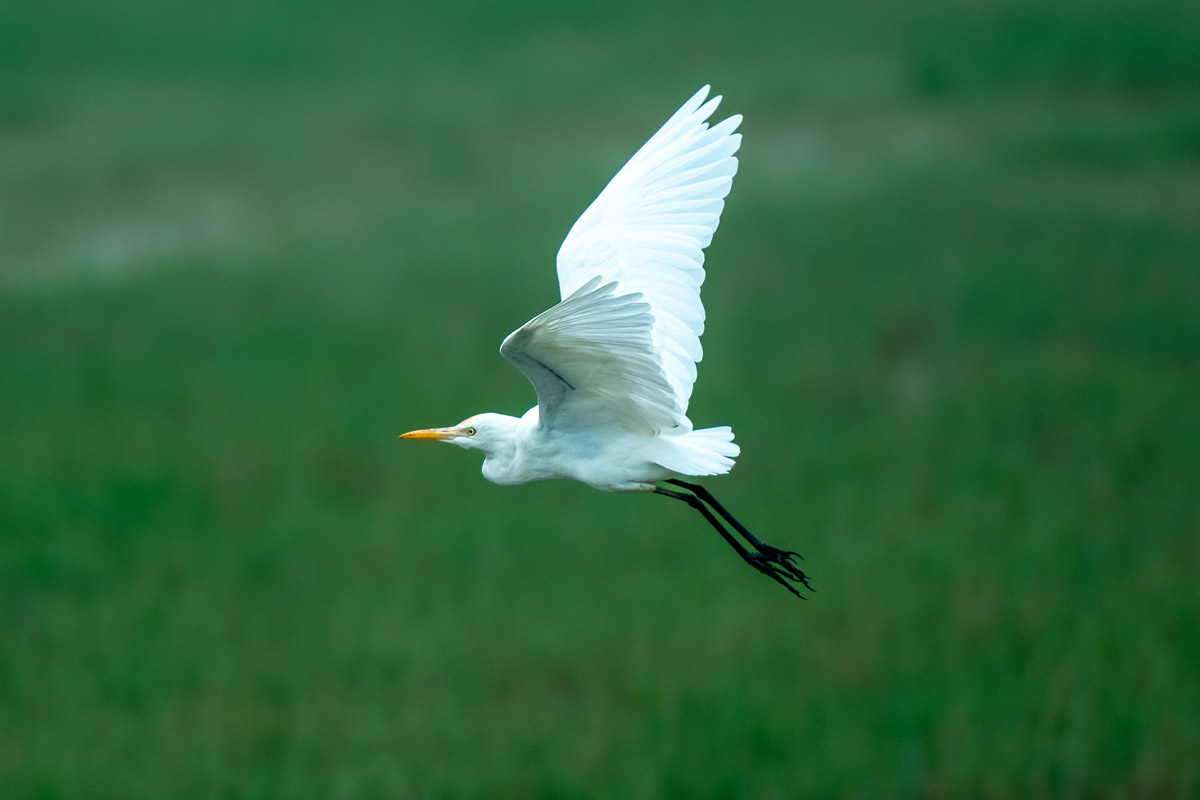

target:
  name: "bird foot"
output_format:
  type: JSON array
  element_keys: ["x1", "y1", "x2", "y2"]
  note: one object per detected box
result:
[{"x1": 746, "y1": 545, "x2": 813, "y2": 598}]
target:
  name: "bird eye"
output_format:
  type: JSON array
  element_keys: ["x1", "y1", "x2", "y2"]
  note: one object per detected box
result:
[{"x1": 466, "y1": 427, "x2": 476, "y2": 436}]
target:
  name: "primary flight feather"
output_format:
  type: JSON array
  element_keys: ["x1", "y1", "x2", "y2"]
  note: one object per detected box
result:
[{"x1": 403, "y1": 86, "x2": 811, "y2": 597}]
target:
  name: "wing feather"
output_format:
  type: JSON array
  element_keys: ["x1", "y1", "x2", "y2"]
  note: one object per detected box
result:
[
  {"x1": 500, "y1": 279, "x2": 679, "y2": 434},
  {"x1": 555, "y1": 85, "x2": 741, "y2": 424}
]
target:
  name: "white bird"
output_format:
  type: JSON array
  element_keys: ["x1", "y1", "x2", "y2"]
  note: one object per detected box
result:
[{"x1": 402, "y1": 86, "x2": 811, "y2": 596}]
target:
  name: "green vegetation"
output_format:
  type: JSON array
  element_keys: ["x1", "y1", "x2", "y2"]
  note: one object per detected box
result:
[{"x1": 2, "y1": 0, "x2": 1198, "y2": 796}]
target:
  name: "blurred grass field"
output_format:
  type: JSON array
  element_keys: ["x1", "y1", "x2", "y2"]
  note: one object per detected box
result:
[{"x1": 2, "y1": 0, "x2": 1199, "y2": 796}]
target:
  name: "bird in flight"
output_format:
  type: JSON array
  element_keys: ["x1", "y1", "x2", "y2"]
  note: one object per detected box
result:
[{"x1": 402, "y1": 86, "x2": 812, "y2": 597}]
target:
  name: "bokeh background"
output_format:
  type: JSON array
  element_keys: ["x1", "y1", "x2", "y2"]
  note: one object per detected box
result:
[{"x1": 3, "y1": 0, "x2": 1198, "y2": 796}]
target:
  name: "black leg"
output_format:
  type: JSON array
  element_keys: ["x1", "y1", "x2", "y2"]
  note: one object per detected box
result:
[
  {"x1": 654, "y1": 486, "x2": 753, "y2": 560},
  {"x1": 654, "y1": 483, "x2": 813, "y2": 598},
  {"x1": 668, "y1": 480, "x2": 803, "y2": 559}
]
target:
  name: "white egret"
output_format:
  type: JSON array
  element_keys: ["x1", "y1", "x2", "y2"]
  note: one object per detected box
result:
[{"x1": 402, "y1": 86, "x2": 811, "y2": 597}]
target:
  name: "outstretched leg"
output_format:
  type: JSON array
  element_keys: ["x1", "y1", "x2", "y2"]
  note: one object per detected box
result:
[{"x1": 654, "y1": 481, "x2": 813, "y2": 598}]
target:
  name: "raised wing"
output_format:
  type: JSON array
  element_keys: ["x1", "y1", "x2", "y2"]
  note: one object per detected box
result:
[
  {"x1": 500, "y1": 278, "x2": 679, "y2": 434},
  {"x1": 555, "y1": 85, "x2": 741, "y2": 425}
]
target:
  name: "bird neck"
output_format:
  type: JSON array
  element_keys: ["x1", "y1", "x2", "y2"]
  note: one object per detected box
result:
[{"x1": 478, "y1": 414, "x2": 522, "y2": 485}]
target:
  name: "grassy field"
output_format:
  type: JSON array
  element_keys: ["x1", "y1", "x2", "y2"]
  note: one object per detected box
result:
[{"x1": 2, "y1": 0, "x2": 1199, "y2": 796}]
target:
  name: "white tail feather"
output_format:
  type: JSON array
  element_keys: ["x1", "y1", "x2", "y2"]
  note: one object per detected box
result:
[{"x1": 653, "y1": 426, "x2": 739, "y2": 476}]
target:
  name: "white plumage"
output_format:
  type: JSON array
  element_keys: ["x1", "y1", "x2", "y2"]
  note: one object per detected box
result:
[
  {"x1": 402, "y1": 87, "x2": 812, "y2": 596},
  {"x1": 555, "y1": 86, "x2": 742, "y2": 420},
  {"x1": 406, "y1": 85, "x2": 741, "y2": 489}
]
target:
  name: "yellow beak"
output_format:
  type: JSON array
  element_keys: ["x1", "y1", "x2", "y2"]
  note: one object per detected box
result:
[{"x1": 399, "y1": 427, "x2": 464, "y2": 440}]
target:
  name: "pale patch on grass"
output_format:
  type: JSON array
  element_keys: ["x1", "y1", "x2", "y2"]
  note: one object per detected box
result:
[{"x1": 8, "y1": 181, "x2": 270, "y2": 286}]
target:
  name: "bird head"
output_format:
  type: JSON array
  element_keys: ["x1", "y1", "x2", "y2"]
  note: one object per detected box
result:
[{"x1": 400, "y1": 412, "x2": 517, "y2": 453}]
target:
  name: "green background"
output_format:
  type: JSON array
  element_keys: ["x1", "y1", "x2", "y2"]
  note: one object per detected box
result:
[{"x1": 3, "y1": 0, "x2": 1198, "y2": 796}]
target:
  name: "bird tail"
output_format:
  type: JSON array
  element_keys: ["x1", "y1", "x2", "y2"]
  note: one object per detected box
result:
[{"x1": 654, "y1": 426, "x2": 740, "y2": 477}]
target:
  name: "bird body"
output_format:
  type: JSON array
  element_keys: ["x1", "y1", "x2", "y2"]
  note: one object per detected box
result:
[
  {"x1": 403, "y1": 86, "x2": 812, "y2": 596},
  {"x1": 420, "y1": 407, "x2": 733, "y2": 492}
]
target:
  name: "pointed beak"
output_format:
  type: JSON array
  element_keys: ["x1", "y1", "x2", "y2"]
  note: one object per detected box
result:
[{"x1": 399, "y1": 426, "x2": 464, "y2": 441}]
